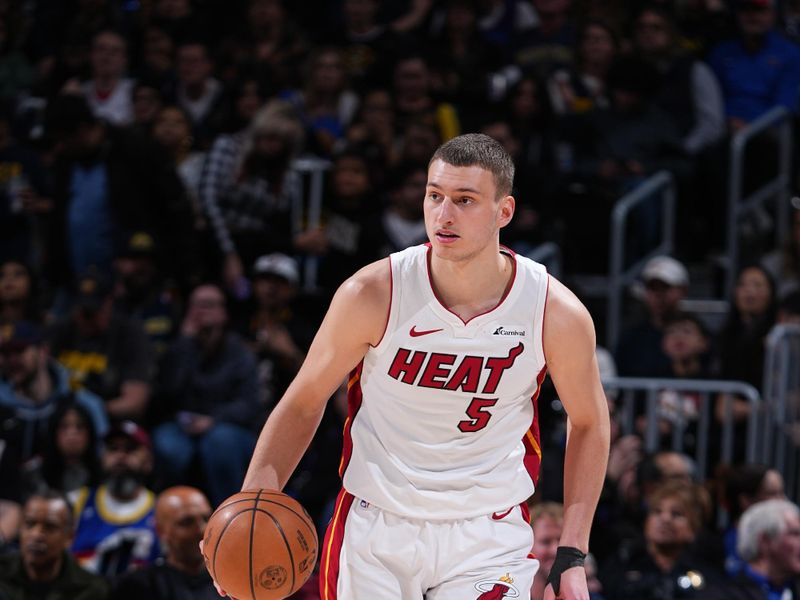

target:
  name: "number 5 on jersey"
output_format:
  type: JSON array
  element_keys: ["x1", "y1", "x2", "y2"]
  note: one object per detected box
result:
[{"x1": 458, "y1": 397, "x2": 499, "y2": 432}]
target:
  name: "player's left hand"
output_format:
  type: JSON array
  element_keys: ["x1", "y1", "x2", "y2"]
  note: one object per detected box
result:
[{"x1": 543, "y1": 566, "x2": 589, "y2": 600}]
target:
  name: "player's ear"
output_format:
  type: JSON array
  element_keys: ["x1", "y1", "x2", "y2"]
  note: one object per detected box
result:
[{"x1": 497, "y1": 195, "x2": 515, "y2": 228}]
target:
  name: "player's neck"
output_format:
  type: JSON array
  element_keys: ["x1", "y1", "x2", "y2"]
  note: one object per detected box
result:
[{"x1": 429, "y1": 248, "x2": 513, "y2": 320}]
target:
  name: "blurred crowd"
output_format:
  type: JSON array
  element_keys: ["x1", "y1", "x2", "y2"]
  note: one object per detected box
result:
[{"x1": 1, "y1": 0, "x2": 800, "y2": 598}]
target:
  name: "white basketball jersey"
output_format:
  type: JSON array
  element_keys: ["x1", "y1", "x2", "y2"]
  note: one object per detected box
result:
[{"x1": 340, "y1": 244, "x2": 549, "y2": 520}]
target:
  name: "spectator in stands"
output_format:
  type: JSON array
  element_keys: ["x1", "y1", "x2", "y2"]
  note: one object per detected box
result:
[
  {"x1": 0, "y1": 260, "x2": 41, "y2": 326},
  {"x1": 615, "y1": 255, "x2": 690, "y2": 377},
  {"x1": 344, "y1": 87, "x2": 399, "y2": 170},
  {"x1": 24, "y1": 401, "x2": 103, "y2": 497},
  {"x1": 391, "y1": 53, "x2": 460, "y2": 142},
  {"x1": 720, "y1": 463, "x2": 786, "y2": 576},
  {"x1": 112, "y1": 486, "x2": 216, "y2": 600},
  {"x1": 150, "y1": 105, "x2": 207, "y2": 229},
  {"x1": 48, "y1": 270, "x2": 153, "y2": 421},
  {"x1": 72, "y1": 421, "x2": 159, "y2": 577},
  {"x1": 170, "y1": 41, "x2": 226, "y2": 150},
  {"x1": 79, "y1": 30, "x2": 135, "y2": 127},
  {"x1": 511, "y1": 0, "x2": 576, "y2": 80},
  {"x1": 208, "y1": 101, "x2": 305, "y2": 295},
  {"x1": 708, "y1": 0, "x2": 800, "y2": 131},
  {"x1": 776, "y1": 290, "x2": 800, "y2": 323},
  {"x1": 315, "y1": 148, "x2": 385, "y2": 292},
  {"x1": 280, "y1": 47, "x2": 360, "y2": 157},
  {"x1": 112, "y1": 232, "x2": 181, "y2": 358},
  {"x1": 245, "y1": 254, "x2": 314, "y2": 408},
  {"x1": 661, "y1": 312, "x2": 712, "y2": 379},
  {"x1": 529, "y1": 502, "x2": 563, "y2": 600},
  {"x1": 547, "y1": 19, "x2": 618, "y2": 117},
  {"x1": 601, "y1": 480, "x2": 720, "y2": 599},
  {"x1": 0, "y1": 491, "x2": 108, "y2": 600},
  {"x1": 153, "y1": 283, "x2": 260, "y2": 505},
  {"x1": 425, "y1": 0, "x2": 506, "y2": 130},
  {"x1": 0, "y1": 404, "x2": 22, "y2": 546},
  {"x1": 706, "y1": 499, "x2": 800, "y2": 599},
  {"x1": 137, "y1": 27, "x2": 175, "y2": 92},
  {"x1": 0, "y1": 320, "x2": 108, "y2": 466},
  {"x1": 131, "y1": 81, "x2": 165, "y2": 133},
  {"x1": 0, "y1": 103, "x2": 51, "y2": 268},
  {"x1": 379, "y1": 162, "x2": 428, "y2": 255},
  {"x1": 43, "y1": 93, "x2": 198, "y2": 289},
  {"x1": 762, "y1": 199, "x2": 800, "y2": 298},
  {"x1": 634, "y1": 5, "x2": 725, "y2": 156},
  {"x1": 717, "y1": 264, "x2": 777, "y2": 394}
]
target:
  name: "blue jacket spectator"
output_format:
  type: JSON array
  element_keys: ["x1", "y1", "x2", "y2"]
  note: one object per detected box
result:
[{"x1": 708, "y1": 0, "x2": 800, "y2": 126}]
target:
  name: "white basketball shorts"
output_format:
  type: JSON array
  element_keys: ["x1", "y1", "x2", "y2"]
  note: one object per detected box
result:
[{"x1": 319, "y1": 490, "x2": 539, "y2": 599}]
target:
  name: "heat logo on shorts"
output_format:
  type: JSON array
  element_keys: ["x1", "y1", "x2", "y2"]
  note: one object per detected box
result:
[{"x1": 474, "y1": 573, "x2": 520, "y2": 599}]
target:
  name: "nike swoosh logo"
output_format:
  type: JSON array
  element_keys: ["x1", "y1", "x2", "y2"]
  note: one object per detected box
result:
[
  {"x1": 491, "y1": 507, "x2": 514, "y2": 520},
  {"x1": 409, "y1": 326, "x2": 444, "y2": 337}
]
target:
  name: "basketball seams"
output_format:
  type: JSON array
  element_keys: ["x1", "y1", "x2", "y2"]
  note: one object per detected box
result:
[
  {"x1": 218, "y1": 497, "x2": 319, "y2": 547},
  {"x1": 257, "y1": 508, "x2": 297, "y2": 594},
  {"x1": 211, "y1": 507, "x2": 256, "y2": 583},
  {"x1": 248, "y1": 490, "x2": 263, "y2": 600}
]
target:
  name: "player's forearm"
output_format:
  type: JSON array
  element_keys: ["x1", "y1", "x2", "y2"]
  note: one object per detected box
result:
[
  {"x1": 241, "y1": 395, "x2": 326, "y2": 492},
  {"x1": 558, "y1": 420, "x2": 610, "y2": 553}
]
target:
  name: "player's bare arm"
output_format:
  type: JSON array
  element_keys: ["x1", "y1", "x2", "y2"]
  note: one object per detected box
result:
[
  {"x1": 542, "y1": 276, "x2": 611, "y2": 600},
  {"x1": 241, "y1": 258, "x2": 391, "y2": 492}
]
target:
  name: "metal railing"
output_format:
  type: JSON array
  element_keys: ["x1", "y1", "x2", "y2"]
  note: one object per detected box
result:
[
  {"x1": 290, "y1": 156, "x2": 331, "y2": 291},
  {"x1": 761, "y1": 324, "x2": 800, "y2": 502},
  {"x1": 526, "y1": 242, "x2": 563, "y2": 280},
  {"x1": 725, "y1": 106, "x2": 793, "y2": 295},
  {"x1": 605, "y1": 172, "x2": 676, "y2": 349},
  {"x1": 602, "y1": 377, "x2": 762, "y2": 483}
]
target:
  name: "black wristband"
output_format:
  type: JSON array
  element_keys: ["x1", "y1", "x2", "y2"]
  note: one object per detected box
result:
[{"x1": 545, "y1": 546, "x2": 587, "y2": 595}]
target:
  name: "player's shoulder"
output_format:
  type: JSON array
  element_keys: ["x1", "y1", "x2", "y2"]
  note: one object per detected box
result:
[
  {"x1": 336, "y1": 257, "x2": 392, "y2": 310},
  {"x1": 544, "y1": 275, "x2": 595, "y2": 335}
]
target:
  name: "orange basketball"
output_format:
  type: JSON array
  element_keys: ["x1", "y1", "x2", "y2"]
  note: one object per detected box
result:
[{"x1": 202, "y1": 490, "x2": 318, "y2": 600}]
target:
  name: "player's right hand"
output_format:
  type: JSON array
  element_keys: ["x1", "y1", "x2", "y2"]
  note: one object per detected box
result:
[{"x1": 199, "y1": 540, "x2": 237, "y2": 599}]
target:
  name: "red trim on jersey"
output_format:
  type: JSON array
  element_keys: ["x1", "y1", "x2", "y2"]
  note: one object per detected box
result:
[
  {"x1": 338, "y1": 361, "x2": 365, "y2": 478},
  {"x1": 320, "y1": 489, "x2": 356, "y2": 600},
  {"x1": 424, "y1": 245, "x2": 518, "y2": 325},
  {"x1": 520, "y1": 501, "x2": 531, "y2": 524},
  {"x1": 522, "y1": 365, "x2": 548, "y2": 485}
]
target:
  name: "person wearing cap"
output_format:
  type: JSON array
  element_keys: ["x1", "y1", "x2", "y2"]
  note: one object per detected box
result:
[
  {"x1": 48, "y1": 269, "x2": 154, "y2": 421},
  {"x1": 246, "y1": 254, "x2": 314, "y2": 403},
  {"x1": 0, "y1": 320, "x2": 108, "y2": 464},
  {"x1": 614, "y1": 255, "x2": 689, "y2": 377},
  {"x1": 153, "y1": 283, "x2": 260, "y2": 506},
  {"x1": 708, "y1": 0, "x2": 800, "y2": 131},
  {"x1": 71, "y1": 420, "x2": 160, "y2": 577},
  {"x1": 113, "y1": 231, "x2": 180, "y2": 356},
  {"x1": 112, "y1": 486, "x2": 218, "y2": 600}
]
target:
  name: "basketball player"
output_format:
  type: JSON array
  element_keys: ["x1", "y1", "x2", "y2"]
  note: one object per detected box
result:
[{"x1": 206, "y1": 134, "x2": 610, "y2": 600}]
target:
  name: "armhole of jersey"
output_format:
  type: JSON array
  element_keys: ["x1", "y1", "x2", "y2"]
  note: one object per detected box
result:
[
  {"x1": 371, "y1": 254, "x2": 396, "y2": 354},
  {"x1": 72, "y1": 486, "x2": 89, "y2": 519},
  {"x1": 537, "y1": 270, "x2": 550, "y2": 368}
]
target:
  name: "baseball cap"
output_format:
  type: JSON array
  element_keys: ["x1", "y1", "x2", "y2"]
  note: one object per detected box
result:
[
  {"x1": 0, "y1": 321, "x2": 43, "y2": 352},
  {"x1": 104, "y1": 420, "x2": 152, "y2": 450},
  {"x1": 74, "y1": 270, "x2": 113, "y2": 311},
  {"x1": 252, "y1": 253, "x2": 300, "y2": 284},
  {"x1": 641, "y1": 256, "x2": 689, "y2": 287}
]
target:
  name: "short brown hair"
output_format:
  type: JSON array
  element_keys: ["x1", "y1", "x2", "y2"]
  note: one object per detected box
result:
[
  {"x1": 429, "y1": 133, "x2": 515, "y2": 199},
  {"x1": 647, "y1": 480, "x2": 704, "y2": 533}
]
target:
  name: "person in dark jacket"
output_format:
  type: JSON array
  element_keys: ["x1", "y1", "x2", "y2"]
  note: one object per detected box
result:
[
  {"x1": 152, "y1": 283, "x2": 260, "y2": 505},
  {"x1": 112, "y1": 486, "x2": 217, "y2": 600},
  {"x1": 42, "y1": 93, "x2": 198, "y2": 291},
  {"x1": 0, "y1": 491, "x2": 108, "y2": 600}
]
